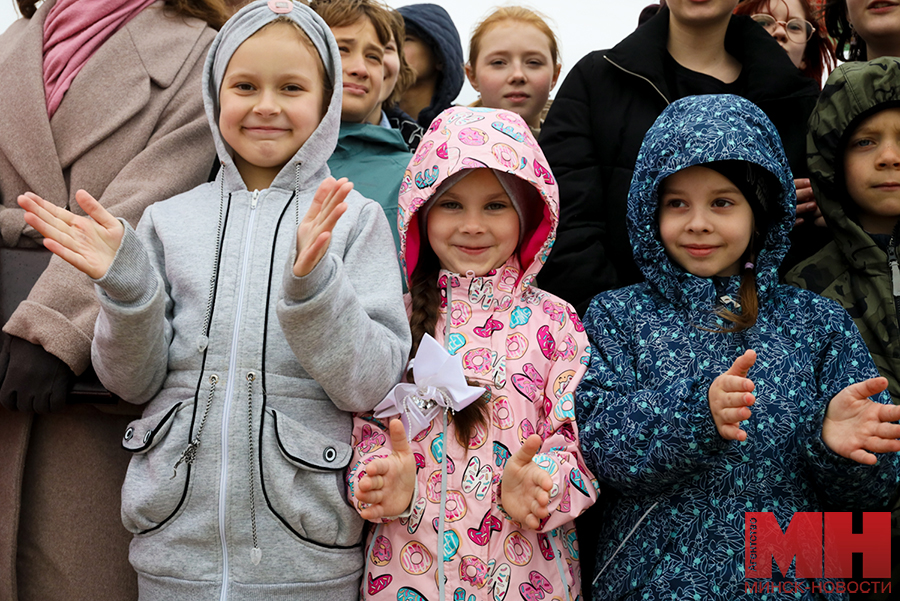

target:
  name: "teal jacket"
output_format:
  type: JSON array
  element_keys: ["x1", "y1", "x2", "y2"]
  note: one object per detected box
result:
[{"x1": 327, "y1": 122, "x2": 410, "y2": 251}]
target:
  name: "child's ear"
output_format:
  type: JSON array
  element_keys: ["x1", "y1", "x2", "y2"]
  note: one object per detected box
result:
[
  {"x1": 551, "y1": 63, "x2": 561, "y2": 90},
  {"x1": 465, "y1": 63, "x2": 478, "y2": 91}
]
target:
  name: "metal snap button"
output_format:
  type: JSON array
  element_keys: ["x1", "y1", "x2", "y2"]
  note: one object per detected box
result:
[
  {"x1": 323, "y1": 447, "x2": 337, "y2": 462},
  {"x1": 124, "y1": 427, "x2": 134, "y2": 441}
]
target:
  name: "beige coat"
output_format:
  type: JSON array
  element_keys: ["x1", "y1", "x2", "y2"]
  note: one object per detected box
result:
[{"x1": 0, "y1": 2, "x2": 217, "y2": 600}]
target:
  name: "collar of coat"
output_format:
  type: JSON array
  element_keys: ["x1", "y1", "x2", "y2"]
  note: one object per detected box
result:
[{"x1": 604, "y1": 6, "x2": 818, "y2": 106}]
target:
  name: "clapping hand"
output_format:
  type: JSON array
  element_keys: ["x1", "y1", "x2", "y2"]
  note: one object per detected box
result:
[
  {"x1": 293, "y1": 177, "x2": 352, "y2": 277},
  {"x1": 500, "y1": 434, "x2": 552, "y2": 530},
  {"x1": 17, "y1": 190, "x2": 123, "y2": 279},
  {"x1": 709, "y1": 350, "x2": 757, "y2": 441},
  {"x1": 356, "y1": 419, "x2": 418, "y2": 521},
  {"x1": 823, "y1": 377, "x2": 900, "y2": 465}
]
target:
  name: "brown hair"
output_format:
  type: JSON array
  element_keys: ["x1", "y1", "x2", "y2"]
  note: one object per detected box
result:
[
  {"x1": 408, "y1": 245, "x2": 490, "y2": 448},
  {"x1": 468, "y1": 6, "x2": 560, "y2": 78},
  {"x1": 17, "y1": 0, "x2": 228, "y2": 28},
  {"x1": 383, "y1": 8, "x2": 416, "y2": 109},
  {"x1": 715, "y1": 241, "x2": 761, "y2": 333},
  {"x1": 733, "y1": 0, "x2": 836, "y2": 84},
  {"x1": 309, "y1": 0, "x2": 393, "y2": 47}
]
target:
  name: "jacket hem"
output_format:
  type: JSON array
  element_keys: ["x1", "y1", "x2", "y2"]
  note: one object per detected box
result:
[{"x1": 137, "y1": 569, "x2": 362, "y2": 601}]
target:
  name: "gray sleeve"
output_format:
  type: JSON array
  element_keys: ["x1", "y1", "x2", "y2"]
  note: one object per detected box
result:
[
  {"x1": 90, "y1": 215, "x2": 171, "y2": 404},
  {"x1": 277, "y1": 201, "x2": 411, "y2": 413}
]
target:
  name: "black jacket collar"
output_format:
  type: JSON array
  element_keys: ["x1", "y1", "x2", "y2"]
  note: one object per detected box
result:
[{"x1": 604, "y1": 6, "x2": 818, "y2": 105}]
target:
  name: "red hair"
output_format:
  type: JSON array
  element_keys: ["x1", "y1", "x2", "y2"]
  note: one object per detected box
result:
[{"x1": 734, "y1": 0, "x2": 835, "y2": 85}]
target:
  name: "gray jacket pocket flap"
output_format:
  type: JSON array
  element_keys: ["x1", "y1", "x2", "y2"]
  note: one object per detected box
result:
[
  {"x1": 271, "y1": 409, "x2": 351, "y2": 471},
  {"x1": 122, "y1": 402, "x2": 183, "y2": 454}
]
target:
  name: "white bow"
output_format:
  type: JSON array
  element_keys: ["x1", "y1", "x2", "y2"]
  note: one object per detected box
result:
[{"x1": 374, "y1": 333, "x2": 486, "y2": 440}]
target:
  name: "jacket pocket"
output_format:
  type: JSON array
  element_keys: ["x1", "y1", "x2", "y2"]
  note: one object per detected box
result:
[
  {"x1": 120, "y1": 401, "x2": 193, "y2": 534},
  {"x1": 260, "y1": 408, "x2": 363, "y2": 548}
]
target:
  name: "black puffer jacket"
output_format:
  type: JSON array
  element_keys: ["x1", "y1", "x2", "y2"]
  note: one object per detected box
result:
[{"x1": 538, "y1": 7, "x2": 820, "y2": 312}]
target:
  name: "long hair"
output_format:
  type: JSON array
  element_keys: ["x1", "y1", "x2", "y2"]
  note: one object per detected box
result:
[
  {"x1": 407, "y1": 243, "x2": 490, "y2": 448},
  {"x1": 733, "y1": 0, "x2": 836, "y2": 83},
  {"x1": 823, "y1": 0, "x2": 865, "y2": 61},
  {"x1": 714, "y1": 234, "x2": 761, "y2": 333},
  {"x1": 467, "y1": 6, "x2": 560, "y2": 78},
  {"x1": 17, "y1": 0, "x2": 228, "y2": 28}
]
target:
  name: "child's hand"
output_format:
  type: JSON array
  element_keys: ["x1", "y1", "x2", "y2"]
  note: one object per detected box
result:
[
  {"x1": 823, "y1": 377, "x2": 900, "y2": 465},
  {"x1": 708, "y1": 349, "x2": 757, "y2": 441},
  {"x1": 356, "y1": 419, "x2": 417, "y2": 521},
  {"x1": 17, "y1": 190, "x2": 123, "y2": 279},
  {"x1": 500, "y1": 434, "x2": 552, "y2": 530},
  {"x1": 293, "y1": 177, "x2": 351, "y2": 277}
]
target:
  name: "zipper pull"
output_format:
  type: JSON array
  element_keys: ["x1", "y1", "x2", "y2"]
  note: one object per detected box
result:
[
  {"x1": 251, "y1": 189, "x2": 260, "y2": 210},
  {"x1": 892, "y1": 260, "x2": 900, "y2": 297},
  {"x1": 172, "y1": 439, "x2": 199, "y2": 479}
]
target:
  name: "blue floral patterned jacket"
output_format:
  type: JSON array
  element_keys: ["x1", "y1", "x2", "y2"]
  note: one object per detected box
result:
[{"x1": 576, "y1": 95, "x2": 899, "y2": 601}]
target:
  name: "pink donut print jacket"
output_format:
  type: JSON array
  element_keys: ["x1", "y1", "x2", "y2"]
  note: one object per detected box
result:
[{"x1": 348, "y1": 107, "x2": 599, "y2": 601}]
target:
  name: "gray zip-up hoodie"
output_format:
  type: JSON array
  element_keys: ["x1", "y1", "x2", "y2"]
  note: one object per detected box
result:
[{"x1": 90, "y1": 2, "x2": 411, "y2": 599}]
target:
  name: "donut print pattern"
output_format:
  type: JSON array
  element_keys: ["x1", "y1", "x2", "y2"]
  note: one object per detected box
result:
[{"x1": 350, "y1": 107, "x2": 598, "y2": 601}]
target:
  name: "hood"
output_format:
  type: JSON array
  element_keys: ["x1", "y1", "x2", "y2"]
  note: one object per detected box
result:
[
  {"x1": 398, "y1": 106, "x2": 558, "y2": 289},
  {"x1": 202, "y1": 0, "x2": 343, "y2": 192},
  {"x1": 808, "y1": 57, "x2": 900, "y2": 268},
  {"x1": 397, "y1": 3, "x2": 464, "y2": 128},
  {"x1": 628, "y1": 94, "x2": 796, "y2": 304}
]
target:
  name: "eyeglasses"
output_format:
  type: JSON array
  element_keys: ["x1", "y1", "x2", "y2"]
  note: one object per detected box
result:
[{"x1": 751, "y1": 13, "x2": 816, "y2": 43}]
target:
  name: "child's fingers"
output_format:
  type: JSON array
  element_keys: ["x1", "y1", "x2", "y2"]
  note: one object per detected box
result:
[
  {"x1": 306, "y1": 177, "x2": 337, "y2": 218},
  {"x1": 877, "y1": 403, "x2": 900, "y2": 423},
  {"x1": 715, "y1": 375, "x2": 755, "y2": 395},
  {"x1": 718, "y1": 423, "x2": 747, "y2": 442},
  {"x1": 19, "y1": 193, "x2": 72, "y2": 233},
  {"x1": 517, "y1": 434, "x2": 543, "y2": 464},
  {"x1": 530, "y1": 466, "x2": 553, "y2": 492},
  {"x1": 358, "y1": 473, "x2": 385, "y2": 493},
  {"x1": 318, "y1": 201, "x2": 348, "y2": 236},
  {"x1": 862, "y1": 435, "x2": 900, "y2": 455},
  {"x1": 714, "y1": 390, "x2": 754, "y2": 408},
  {"x1": 73, "y1": 189, "x2": 118, "y2": 231},
  {"x1": 725, "y1": 349, "x2": 757, "y2": 378},
  {"x1": 845, "y1": 377, "x2": 889, "y2": 401},
  {"x1": 387, "y1": 418, "x2": 411, "y2": 454},
  {"x1": 848, "y1": 448, "x2": 878, "y2": 466},
  {"x1": 717, "y1": 406, "x2": 751, "y2": 425}
]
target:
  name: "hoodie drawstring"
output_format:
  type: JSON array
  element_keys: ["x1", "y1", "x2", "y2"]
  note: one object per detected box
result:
[
  {"x1": 247, "y1": 371, "x2": 261, "y2": 564},
  {"x1": 173, "y1": 169, "x2": 228, "y2": 477},
  {"x1": 172, "y1": 374, "x2": 218, "y2": 478}
]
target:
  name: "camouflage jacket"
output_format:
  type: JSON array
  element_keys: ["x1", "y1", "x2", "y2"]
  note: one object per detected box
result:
[{"x1": 786, "y1": 58, "x2": 900, "y2": 403}]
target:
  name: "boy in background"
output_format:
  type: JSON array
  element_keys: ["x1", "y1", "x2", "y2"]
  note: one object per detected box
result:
[
  {"x1": 786, "y1": 57, "x2": 900, "y2": 599},
  {"x1": 312, "y1": 0, "x2": 410, "y2": 250},
  {"x1": 788, "y1": 57, "x2": 900, "y2": 403}
]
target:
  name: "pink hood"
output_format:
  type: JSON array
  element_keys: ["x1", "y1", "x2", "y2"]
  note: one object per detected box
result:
[{"x1": 398, "y1": 106, "x2": 558, "y2": 287}]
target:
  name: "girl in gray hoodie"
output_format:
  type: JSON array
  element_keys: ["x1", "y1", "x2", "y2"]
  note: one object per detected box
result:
[{"x1": 16, "y1": 1, "x2": 410, "y2": 599}]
